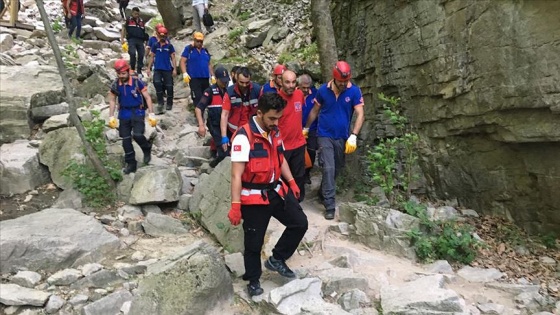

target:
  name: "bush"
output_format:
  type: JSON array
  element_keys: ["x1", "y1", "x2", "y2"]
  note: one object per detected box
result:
[{"x1": 62, "y1": 111, "x2": 122, "y2": 207}]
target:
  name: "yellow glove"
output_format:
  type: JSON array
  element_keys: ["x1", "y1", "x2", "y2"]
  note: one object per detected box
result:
[
  {"x1": 108, "y1": 116, "x2": 118, "y2": 129},
  {"x1": 345, "y1": 134, "x2": 357, "y2": 154},
  {"x1": 302, "y1": 128, "x2": 309, "y2": 138},
  {"x1": 211, "y1": 75, "x2": 216, "y2": 84},
  {"x1": 121, "y1": 42, "x2": 128, "y2": 53},
  {"x1": 183, "y1": 73, "x2": 191, "y2": 84},
  {"x1": 148, "y1": 113, "x2": 157, "y2": 127}
]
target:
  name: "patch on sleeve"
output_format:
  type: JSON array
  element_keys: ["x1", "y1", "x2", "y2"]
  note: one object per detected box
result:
[{"x1": 233, "y1": 145, "x2": 241, "y2": 152}]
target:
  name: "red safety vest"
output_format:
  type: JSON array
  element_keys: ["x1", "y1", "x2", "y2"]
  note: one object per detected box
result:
[
  {"x1": 233, "y1": 120, "x2": 288, "y2": 205},
  {"x1": 225, "y1": 83, "x2": 260, "y2": 134}
]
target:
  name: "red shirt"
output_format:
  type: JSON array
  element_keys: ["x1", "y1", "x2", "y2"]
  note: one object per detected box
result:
[{"x1": 278, "y1": 89, "x2": 306, "y2": 150}]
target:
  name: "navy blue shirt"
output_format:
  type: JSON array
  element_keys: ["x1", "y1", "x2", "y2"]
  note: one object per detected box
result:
[
  {"x1": 181, "y1": 44, "x2": 211, "y2": 78},
  {"x1": 261, "y1": 81, "x2": 279, "y2": 94},
  {"x1": 112, "y1": 77, "x2": 146, "y2": 120},
  {"x1": 151, "y1": 41, "x2": 175, "y2": 71},
  {"x1": 314, "y1": 81, "x2": 364, "y2": 139},
  {"x1": 301, "y1": 86, "x2": 318, "y2": 132}
]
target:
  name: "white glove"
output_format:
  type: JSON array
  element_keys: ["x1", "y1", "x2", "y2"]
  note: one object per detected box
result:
[{"x1": 345, "y1": 134, "x2": 357, "y2": 154}]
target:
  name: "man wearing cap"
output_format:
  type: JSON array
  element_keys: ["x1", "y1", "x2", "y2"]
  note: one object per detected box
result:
[
  {"x1": 195, "y1": 66, "x2": 230, "y2": 167},
  {"x1": 146, "y1": 27, "x2": 176, "y2": 113},
  {"x1": 180, "y1": 31, "x2": 216, "y2": 108},
  {"x1": 260, "y1": 64, "x2": 285, "y2": 94},
  {"x1": 304, "y1": 61, "x2": 365, "y2": 220},
  {"x1": 121, "y1": 7, "x2": 148, "y2": 77}
]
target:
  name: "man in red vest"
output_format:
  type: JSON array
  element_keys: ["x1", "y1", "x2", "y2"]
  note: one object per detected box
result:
[{"x1": 228, "y1": 93, "x2": 308, "y2": 297}]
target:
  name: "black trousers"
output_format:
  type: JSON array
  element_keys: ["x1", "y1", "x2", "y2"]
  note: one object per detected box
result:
[
  {"x1": 241, "y1": 190, "x2": 308, "y2": 282},
  {"x1": 305, "y1": 130, "x2": 318, "y2": 179},
  {"x1": 189, "y1": 78, "x2": 209, "y2": 107},
  {"x1": 208, "y1": 123, "x2": 227, "y2": 162},
  {"x1": 283, "y1": 144, "x2": 306, "y2": 201},
  {"x1": 128, "y1": 38, "x2": 145, "y2": 73},
  {"x1": 153, "y1": 70, "x2": 174, "y2": 107},
  {"x1": 118, "y1": 1, "x2": 128, "y2": 19},
  {"x1": 119, "y1": 113, "x2": 151, "y2": 163}
]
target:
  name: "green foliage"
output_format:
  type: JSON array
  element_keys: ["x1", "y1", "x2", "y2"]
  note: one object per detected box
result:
[
  {"x1": 62, "y1": 111, "x2": 122, "y2": 207},
  {"x1": 52, "y1": 17, "x2": 63, "y2": 33},
  {"x1": 277, "y1": 51, "x2": 294, "y2": 64},
  {"x1": 228, "y1": 27, "x2": 245, "y2": 43},
  {"x1": 540, "y1": 233, "x2": 558, "y2": 249},
  {"x1": 366, "y1": 93, "x2": 420, "y2": 204},
  {"x1": 238, "y1": 11, "x2": 251, "y2": 21},
  {"x1": 277, "y1": 43, "x2": 320, "y2": 65},
  {"x1": 62, "y1": 43, "x2": 79, "y2": 70},
  {"x1": 148, "y1": 15, "x2": 163, "y2": 29},
  {"x1": 405, "y1": 202, "x2": 480, "y2": 264}
]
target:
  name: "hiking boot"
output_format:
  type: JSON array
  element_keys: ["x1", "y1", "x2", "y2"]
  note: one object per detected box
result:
[
  {"x1": 324, "y1": 209, "x2": 335, "y2": 220},
  {"x1": 265, "y1": 256, "x2": 296, "y2": 278},
  {"x1": 209, "y1": 158, "x2": 220, "y2": 168},
  {"x1": 166, "y1": 104, "x2": 173, "y2": 111},
  {"x1": 143, "y1": 151, "x2": 151, "y2": 165},
  {"x1": 247, "y1": 280, "x2": 264, "y2": 297},
  {"x1": 123, "y1": 162, "x2": 137, "y2": 174},
  {"x1": 305, "y1": 176, "x2": 312, "y2": 185}
]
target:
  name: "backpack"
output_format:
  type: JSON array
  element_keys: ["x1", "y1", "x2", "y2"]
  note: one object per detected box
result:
[
  {"x1": 203, "y1": 12, "x2": 214, "y2": 27},
  {"x1": 110, "y1": 77, "x2": 147, "y2": 109}
]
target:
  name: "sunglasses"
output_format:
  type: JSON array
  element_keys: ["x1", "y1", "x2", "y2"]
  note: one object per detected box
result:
[{"x1": 194, "y1": 40, "x2": 203, "y2": 43}]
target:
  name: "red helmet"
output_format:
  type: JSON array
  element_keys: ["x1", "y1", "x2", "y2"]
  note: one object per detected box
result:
[
  {"x1": 114, "y1": 59, "x2": 130, "y2": 72},
  {"x1": 333, "y1": 61, "x2": 352, "y2": 81},
  {"x1": 273, "y1": 64, "x2": 286, "y2": 75},
  {"x1": 158, "y1": 27, "x2": 168, "y2": 36},
  {"x1": 155, "y1": 23, "x2": 164, "y2": 31}
]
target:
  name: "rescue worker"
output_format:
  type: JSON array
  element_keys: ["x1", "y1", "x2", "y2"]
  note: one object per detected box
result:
[
  {"x1": 260, "y1": 64, "x2": 285, "y2": 94},
  {"x1": 121, "y1": 7, "x2": 148, "y2": 76},
  {"x1": 298, "y1": 74, "x2": 318, "y2": 184},
  {"x1": 66, "y1": 0, "x2": 84, "y2": 40},
  {"x1": 117, "y1": 0, "x2": 128, "y2": 20},
  {"x1": 191, "y1": 0, "x2": 211, "y2": 34},
  {"x1": 304, "y1": 61, "x2": 365, "y2": 220},
  {"x1": 220, "y1": 67, "x2": 261, "y2": 153},
  {"x1": 229, "y1": 65, "x2": 240, "y2": 87},
  {"x1": 146, "y1": 27, "x2": 176, "y2": 113},
  {"x1": 145, "y1": 22, "x2": 164, "y2": 60},
  {"x1": 195, "y1": 66, "x2": 230, "y2": 167},
  {"x1": 278, "y1": 70, "x2": 307, "y2": 201},
  {"x1": 180, "y1": 32, "x2": 215, "y2": 108},
  {"x1": 108, "y1": 59, "x2": 157, "y2": 174},
  {"x1": 228, "y1": 92, "x2": 308, "y2": 297}
]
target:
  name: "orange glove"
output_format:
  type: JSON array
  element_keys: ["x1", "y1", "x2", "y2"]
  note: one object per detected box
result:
[
  {"x1": 228, "y1": 202, "x2": 242, "y2": 226},
  {"x1": 288, "y1": 178, "x2": 300, "y2": 200}
]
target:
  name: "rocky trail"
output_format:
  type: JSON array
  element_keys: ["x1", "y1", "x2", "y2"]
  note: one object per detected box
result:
[{"x1": 0, "y1": 0, "x2": 558, "y2": 314}]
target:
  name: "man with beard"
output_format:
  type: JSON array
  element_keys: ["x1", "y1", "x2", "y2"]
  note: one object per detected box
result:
[
  {"x1": 228, "y1": 92, "x2": 308, "y2": 297},
  {"x1": 108, "y1": 59, "x2": 157, "y2": 174},
  {"x1": 277, "y1": 70, "x2": 307, "y2": 201},
  {"x1": 220, "y1": 67, "x2": 261, "y2": 153},
  {"x1": 304, "y1": 61, "x2": 365, "y2": 220},
  {"x1": 195, "y1": 66, "x2": 230, "y2": 167},
  {"x1": 180, "y1": 32, "x2": 215, "y2": 108}
]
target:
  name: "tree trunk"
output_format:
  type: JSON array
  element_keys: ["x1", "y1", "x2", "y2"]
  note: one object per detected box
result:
[
  {"x1": 36, "y1": 0, "x2": 116, "y2": 191},
  {"x1": 311, "y1": 0, "x2": 338, "y2": 83},
  {"x1": 156, "y1": 0, "x2": 182, "y2": 35}
]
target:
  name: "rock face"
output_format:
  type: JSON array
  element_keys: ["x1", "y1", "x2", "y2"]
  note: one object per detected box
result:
[
  {"x1": 129, "y1": 241, "x2": 233, "y2": 315},
  {"x1": 0, "y1": 140, "x2": 51, "y2": 195},
  {"x1": 189, "y1": 158, "x2": 244, "y2": 253},
  {"x1": 0, "y1": 208, "x2": 120, "y2": 273},
  {"x1": 332, "y1": 0, "x2": 560, "y2": 233},
  {"x1": 38, "y1": 127, "x2": 84, "y2": 189},
  {"x1": 0, "y1": 64, "x2": 64, "y2": 145},
  {"x1": 129, "y1": 166, "x2": 183, "y2": 204}
]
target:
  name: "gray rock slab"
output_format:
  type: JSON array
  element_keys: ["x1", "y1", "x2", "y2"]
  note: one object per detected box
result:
[
  {"x1": 224, "y1": 252, "x2": 245, "y2": 277},
  {"x1": 129, "y1": 166, "x2": 182, "y2": 204},
  {"x1": 45, "y1": 295, "x2": 65, "y2": 314},
  {"x1": 477, "y1": 303, "x2": 505, "y2": 314},
  {"x1": 11, "y1": 271, "x2": 42, "y2": 288},
  {"x1": 70, "y1": 270, "x2": 123, "y2": 290},
  {"x1": 426, "y1": 260, "x2": 454, "y2": 274},
  {"x1": 80, "y1": 263, "x2": 103, "y2": 277},
  {"x1": 381, "y1": 275, "x2": 467, "y2": 314},
  {"x1": 0, "y1": 208, "x2": 120, "y2": 273},
  {"x1": 177, "y1": 194, "x2": 191, "y2": 211},
  {"x1": 0, "y1": 140, "x2": 50, "y2": 195},
  {"x1": 39, "y1": 127, "x2": 85, "y2": 189},
  {"x1": 52, "y1": 188, "x2": 84, "y2": 210},
  {"x1": 141, "y1": 204, "x2": 162, "y2": 215},
  {"x1": 142, "y1": 212, "x2": 189, "y2": 237},
  {"x1": 47, "y1": 268, "x2": 82, "y2": 286},
  {"x1": 81, "y1": 290, "x2": 132, "y2": 315},
  {"x1": 117, "y1": 205, "x2": 143, "y2": 222},
  {"x1": 484, "y1": 282, "x2": 540, "y2": 295},
  {"x1": 319, "y1": 267, "x2": 369, "y2": 296},
  {"x1": 457, "y1": 266, "x2": 504, "y2": 283},
  {"x1": 267, "y1": 278, "x2": 324, "y2": 315},
  {"x1": 0, "y1": 283, "x2": 51, "y2": 306},
  {"x1": 338, "y1": 289, "x2": 371, "y2": 311},
  {"x1": 68, "y1": 294, "x2": 89, "y2": 306}
]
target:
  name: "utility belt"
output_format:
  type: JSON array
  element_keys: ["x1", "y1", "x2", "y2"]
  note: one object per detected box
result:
[{"x1": 242, "y1": 180, "x2": 280, "y2": 201}]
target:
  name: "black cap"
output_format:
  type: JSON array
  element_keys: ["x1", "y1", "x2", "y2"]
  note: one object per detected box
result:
[{"x1": 214, "y1": 67, "x2": 230, "y2": 83}]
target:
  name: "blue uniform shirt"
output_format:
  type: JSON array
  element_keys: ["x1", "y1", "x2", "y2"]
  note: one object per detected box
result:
[
  {"x1": 261, "y1": 81, "x2": 279, "y2": 94},
  {"x1": 315, "y1": 81, "x2": 363, "y2": 140},
  {"x1": 113, "y1": 77, "x2": 146, "y2": 120},
  {"x1": 302, "y1": 86, "x2": 318, "y2": 132},
  {"x1": 151, "y1": 41, "x2": 175, "y2": 71},
  {"x1": 181, "y1": 44, "x2": 211, "y2": 78}
]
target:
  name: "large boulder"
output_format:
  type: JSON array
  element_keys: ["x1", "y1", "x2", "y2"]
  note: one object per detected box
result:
[
  {"x1": 338, "y1": 203, "x2": 418, "y2": 260},
  {"x1": 332, "y1": 0, "x2": 560, "y2": 233},
  {"x1": 38, "y1": 127, "x2": 84, "y2": 189},
  {"x1": 0, "y1": 140, "x2": 50, "y2": 195},
  {"x1": 129, "y1": 166, "x2": 183, "y2": 204},
  {"x1": 189, "y1": 157, "x2": 244, "y2": 253},
  {"x1": 129, "y1": 241, "x2": 233, "y2": 315},
  {"x1": 0, "y1": 208, "x2": 120, "y2": 273},
  {"x1": 0, "y1": 64, "x2": 63, "y2": 145}
]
